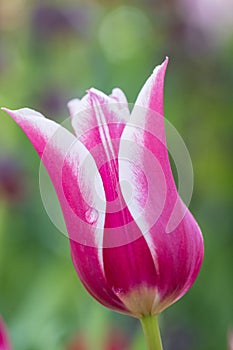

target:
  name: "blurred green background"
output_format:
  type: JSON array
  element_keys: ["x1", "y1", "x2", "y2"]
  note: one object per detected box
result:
[{"x1": 0, "y1": 0, "x2": 233, "y2": 349}]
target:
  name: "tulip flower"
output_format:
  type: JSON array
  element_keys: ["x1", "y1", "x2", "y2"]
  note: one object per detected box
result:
[
  {"x1": 2, "y1": 58, "x2": 204, "y2": 349},
  {"x1": 0, "y1": 317, "x2": 12, "y2": 350}
]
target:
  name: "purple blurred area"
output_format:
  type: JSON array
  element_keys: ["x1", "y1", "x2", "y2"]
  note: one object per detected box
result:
[
  {"x1": 0, "y1": 157, "x2": 26, "y2": 204},
  {"x1": 31, "y1": 4, "x2": 91, "y2": 41}
]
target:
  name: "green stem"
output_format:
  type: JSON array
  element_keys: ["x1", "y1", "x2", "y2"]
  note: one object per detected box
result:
[{"x1": 140, "y1": 315, "x2": 163, "y2": 350}]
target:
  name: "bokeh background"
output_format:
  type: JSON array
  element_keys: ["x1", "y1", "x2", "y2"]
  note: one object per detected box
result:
[{"x1": 0, "y1": 0, "x2": 233, "y2": 349}]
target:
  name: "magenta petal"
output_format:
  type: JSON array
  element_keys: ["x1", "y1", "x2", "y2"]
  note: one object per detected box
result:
[
  {"x1": 0, "y1": 317, "x2": 12, "y2": 350},
  {"x1": 118, "y1": 59, "x2": 204, "y2": 312},
  {"x1": 150, "y1": 210, "x2": 204, "y2": 312},
  {"x1": 70, "y1": 242, "x2": 129, "y2": 313},
  {"x1": 2, "y1": 107, "x2": 128, "y2": 313},
  {"x1": 119, "y1": 59, "x2": 176, "y2": 236},
  {"x1": 62, "y1": 145, "x2": 131, "y2": 311},
  {"x1": 2, "y1": 108, "x2": 105, "y2": 247},
  {"x1": 2, "y1": 108, "x2": 105, "y2": 243},
  {"x1": 103, "y1": 235, "x2": 159, "y2": 314}
]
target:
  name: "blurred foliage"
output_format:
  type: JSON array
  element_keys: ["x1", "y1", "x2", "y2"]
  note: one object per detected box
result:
[{"x1": 0, "y1": 0, "x2": 233, "y2": 349}]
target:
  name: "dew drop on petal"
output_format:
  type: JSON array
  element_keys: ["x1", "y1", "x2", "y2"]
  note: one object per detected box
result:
[
  {"x1": 85, "y1": 208, "x2": 99, "y2": 224},
  {"x1": 112, "y1": 286, "x2": 124, "y2": 295}
]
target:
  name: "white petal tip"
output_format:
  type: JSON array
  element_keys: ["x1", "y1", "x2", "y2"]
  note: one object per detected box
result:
[
  {"x1": 87, "y1": 88, "x2": 103, "y2": 98},
  {"x1": 153, "y1": 57, "x2": 169, "y2": 75},
  {"x1": 86, "y1": 87, "x2": 96, "y2": 94},
  {"x1": 1, "y1": 107, "x2": 46, "y2": 121},
  {"x1": 67, "y1": 99, "x2": 81, "y2": 116},
  {"x1": 1, "y1": 107, "x2": 11, "y2": 113}
]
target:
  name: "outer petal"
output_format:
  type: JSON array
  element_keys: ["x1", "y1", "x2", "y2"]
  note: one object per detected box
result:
[
  {"x1": 118, "y1": 58, "x2": 204, "y2": 313},
  {"x1": 2, "y1": 107, "x2": 127, "y2": 313},
  {"x1": 0, "y1": 317, "x2": 12, "y2": 350}
]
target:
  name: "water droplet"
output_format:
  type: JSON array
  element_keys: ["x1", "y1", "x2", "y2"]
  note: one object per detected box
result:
[
  {"x1": 112, "y1": 286, "x2": 124, "y2": 296},
  {"x1": 85, "y1": 208, "x2": 98, "y2": 224}
]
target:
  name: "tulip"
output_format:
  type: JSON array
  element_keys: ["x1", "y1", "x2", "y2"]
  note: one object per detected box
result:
[
  {"x1": 2, "y1": 58, "x2": 204, "y2": 349},
  {"x1": 0, "y1": 317, "x2": 12, "y2": 350}
]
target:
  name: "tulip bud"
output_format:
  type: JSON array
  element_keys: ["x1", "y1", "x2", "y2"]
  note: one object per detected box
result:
[{"x1": 2, "y1": 58, "x2": 204, "y2": 349}]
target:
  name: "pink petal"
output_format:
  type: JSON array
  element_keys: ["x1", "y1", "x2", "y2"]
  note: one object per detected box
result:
[
  {"x1": 118, "y1": 58, "x2": 204, "y2": 312},
  {"x1": 119, "y1": 58, "x2": 176, "y2": 238},
  {"x1": 0, "y1": 317, "x2": 12, "y2": 350},
  {"x1": 70, "y1": 242, "x2": 129, "y2": 313},
  {"x1": 2, "y1": 107, "x2": 105, "y2": 244},
  {"x1": 2, "y1": 107, "x2": 128, "y2": 313},
  {"x1": 151, "y1": 210, "x2": 204, "y2": 313},
  {"x1": 103, "y1": 234, "x2": 159, "y2": 309}
]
